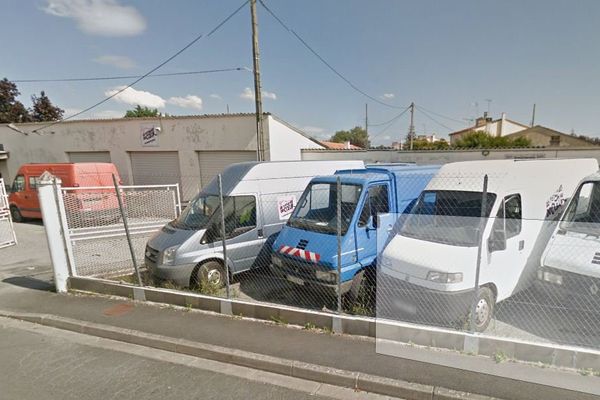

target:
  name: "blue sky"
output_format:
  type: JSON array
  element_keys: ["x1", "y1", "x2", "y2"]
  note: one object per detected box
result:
[{"x1": 2, "y1": 0, "x2": 600, "y2": 144}]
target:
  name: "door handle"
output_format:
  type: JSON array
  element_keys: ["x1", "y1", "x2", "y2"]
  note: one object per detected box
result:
[{"x1": 518, "y1": 240, "x2": 525, "y2": 251}]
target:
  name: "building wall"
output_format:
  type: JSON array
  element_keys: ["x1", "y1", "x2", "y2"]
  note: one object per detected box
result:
[
  {"x1": 507, "y1": 130, "x2": 597, "y2": 148},
  {"x1": 302, "y1": 147, "x2": 600, "y2": 166},
  {"x1": 267, "y1": 116, "x2": 322, "y2": 161},
  {"x1": 449, "y1": 119, "x2": 528, "y2": 144}
]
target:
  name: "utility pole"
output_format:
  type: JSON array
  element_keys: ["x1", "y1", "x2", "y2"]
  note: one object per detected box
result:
[
  {"x1": 250, "y1": 0, "x2": 264, "y2": 161},
  {"x1": 408, "y1": 102, "x2": 415, "y2": 150},
  {"x1": 530, "y1": 103, "x2": 536, "y2": 127},
  {"x1": 365, "y1": 103, "x2": 368, "y2": 141}
]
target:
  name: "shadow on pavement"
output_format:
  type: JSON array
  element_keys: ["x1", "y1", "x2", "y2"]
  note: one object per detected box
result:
[{"x1": 2, "y1": 276, "x2": 55, "y2": 292}]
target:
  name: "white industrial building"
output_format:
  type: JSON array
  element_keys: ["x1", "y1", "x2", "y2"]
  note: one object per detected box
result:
[{"x1": 0, "y1": 113, "x2": 323, "y2": 199}]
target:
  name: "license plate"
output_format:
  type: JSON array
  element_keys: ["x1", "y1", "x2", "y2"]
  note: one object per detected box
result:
[{"x1": 287, "y1": 275, "x2": 304, "y2": 286}]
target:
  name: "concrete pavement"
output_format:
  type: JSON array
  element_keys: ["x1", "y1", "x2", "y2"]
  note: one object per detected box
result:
[{"x1": 0, "y1": 317, "x2": 393, "y2": 400}]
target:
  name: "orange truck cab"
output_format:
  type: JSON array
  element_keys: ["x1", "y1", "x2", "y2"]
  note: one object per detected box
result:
[{"x1": 8, "y1": 163, "x2": 122, "y2": 223}]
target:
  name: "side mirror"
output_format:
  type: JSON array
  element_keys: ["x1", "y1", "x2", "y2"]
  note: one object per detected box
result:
[
  {"x1": 488, "y1": 229, "x2": 506, "y2": 252},
  {"x1": 365, "y1": 215, "x2": 377, "y2": 231}
]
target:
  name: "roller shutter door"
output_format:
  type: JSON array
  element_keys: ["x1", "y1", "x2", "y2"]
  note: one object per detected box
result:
[
  {"x1": 130, "y1": 151, "x2": 181, "y2": 186},
  {"x1": 198, "y1": 151, "x2": 256, "y2": 187},
  {"x1": 68, "y1": 151, "x2": 111, "y2": 163}
]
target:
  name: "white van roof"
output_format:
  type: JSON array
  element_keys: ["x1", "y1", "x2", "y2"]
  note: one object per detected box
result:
[
  {"x1": 428, "y1": 159, "x2": 599, "y2": 194},
  {"x1": 203, "y1": 160, "x2": 364, "y2": 195}
]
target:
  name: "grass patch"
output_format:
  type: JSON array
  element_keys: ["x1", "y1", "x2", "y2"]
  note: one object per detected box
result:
[{"x1": 492, "y1": 350, "x2": 510, "y2": 364}]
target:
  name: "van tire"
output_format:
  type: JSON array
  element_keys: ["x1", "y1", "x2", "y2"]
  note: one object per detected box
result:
[
  {"x1": 194, "y1": 261, "x2": 226, "y2": 289},
  {"x1": 10, "y1": 206, "x2": 23, "y2": 223},
  {"x1": 468, "y1": 286, "x2": 495, "y2": 332}
]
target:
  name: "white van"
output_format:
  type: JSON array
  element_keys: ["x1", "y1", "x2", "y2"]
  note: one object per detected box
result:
[
  {"x1": 145, "y1": 160, "x2": 364, "y2": 288},
  {"x1": 538, "y1": 172, "x2": 600, "y2": 304},
  {"x1": 380, "y1": 159, "x2": 598, "y2": 331}
]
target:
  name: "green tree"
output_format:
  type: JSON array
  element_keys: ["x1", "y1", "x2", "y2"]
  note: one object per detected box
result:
[
  {"x1": 0, "y1": 78, "x2": 31, "y2": 123},
  {"x1": 125, "y1": 105, "x2": 161, "y2": 118},
  {"x1": 453, "y1": 130, "x2": 531, "y2": 148},
  {"x1": 31, "y1": 91, "x2": 64, "y2": 122},
  {"x1": 409, "y1": 138, "x2": 450, "y2": 150},
  {"x1": 330, "y1": 126, "x2": 369, "y2": 148}
]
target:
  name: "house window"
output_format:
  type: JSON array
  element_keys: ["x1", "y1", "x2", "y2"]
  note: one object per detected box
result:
[{"x1": 550, "y1": 135, "x2": 561, "y2": 146}]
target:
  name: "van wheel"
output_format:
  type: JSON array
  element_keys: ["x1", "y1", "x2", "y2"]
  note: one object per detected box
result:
[
  {"x1": 10, "y1": 206, "x2": 23, "y2": 223},
  {"x1": 194, "y1": 261, "x2": 226, "y2": 289},
  {"x1": 467, "y1": 287, "x2": 495, "y2": 332}
]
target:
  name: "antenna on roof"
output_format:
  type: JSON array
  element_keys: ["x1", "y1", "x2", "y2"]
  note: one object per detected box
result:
[{"x1": 530, "y1": 103, "x2": 536, "y2": 127}]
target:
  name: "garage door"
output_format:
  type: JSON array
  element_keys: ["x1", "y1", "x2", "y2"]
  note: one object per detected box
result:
[
  {"x1": 198, "y1": 151, "x2": 256, "y2": 187},
  {"x1": 68, "y1": 151, "x2": 111, "y2": 163},
  {"x1": 130, "y1": 151, "x2": 181, "y2": 186}
]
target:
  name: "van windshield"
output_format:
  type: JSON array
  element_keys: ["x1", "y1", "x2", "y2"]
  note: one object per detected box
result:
[
  {"x1": 560, "y1": 181, "x2": 600, "y2": 236},
  {"x1": 287, "y1": 182, "x2": 362, "y2": 235},
  {"x1": 401, "y1": 190, "x2": 497, "y2": 246},
  {"x1": 171, "y1": 194, "x2": 220, "y2": 230}
]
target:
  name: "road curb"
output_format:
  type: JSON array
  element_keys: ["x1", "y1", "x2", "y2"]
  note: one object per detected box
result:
[{"x1": 0, "y1": 311, "x2": 499, "y2": 400}]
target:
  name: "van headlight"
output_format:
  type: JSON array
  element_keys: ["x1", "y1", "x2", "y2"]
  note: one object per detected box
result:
[
  {"x1": 427, "y1": 271, "x2": 463, "y2": 283},
  {"x1": 538, "y1": 269, "x2": 563, "y2": 285},
  {"x1": 315, "y1": 269, "x2": 336, "y2": 283},
  {"x1": 162, "y1": 246, "x2": 178, "y2": 265},
  {"x1": 272, "y1": 255, "x2": 283, "y2": 267}
]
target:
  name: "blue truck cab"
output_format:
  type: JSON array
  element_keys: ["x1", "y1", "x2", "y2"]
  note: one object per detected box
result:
[{"x1": 270, "y1": 164, "x2": 440, "y2": 300}]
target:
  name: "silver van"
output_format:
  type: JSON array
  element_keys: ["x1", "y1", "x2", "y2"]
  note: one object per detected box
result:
[{"x1": 145, "y1": 160, "x2": 364, "y2": 288}]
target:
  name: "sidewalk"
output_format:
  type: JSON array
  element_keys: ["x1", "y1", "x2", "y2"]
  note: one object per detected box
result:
[{"x1": 0, "y1": 280, "x2": 598, "y2": 400}]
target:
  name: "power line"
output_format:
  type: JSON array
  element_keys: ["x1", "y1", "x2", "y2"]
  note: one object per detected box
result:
[
  {"x1": 33, "y1": 0, "x2": 249, "y2": 133},
  {"x1": 414, "y1": 106, "x2": 455, "y2": 132},
  {"x1": 414, "y1": 104, "x2": 467, "y2": 125},
  {"x1": 368, "y1": 105, "x2": 411, "y2": 127},
  {"x1": 258, "y1": 0, "x2": 404, "y2": 110},
  {"x1": 369, "y1": 106, "x2": 411, "y2": 139},
  {"x1": 13, "y1": 68, "x2": 250, "y2": 83}
]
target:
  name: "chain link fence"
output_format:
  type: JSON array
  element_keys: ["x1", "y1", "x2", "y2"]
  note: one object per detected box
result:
[
  {"x1": 0, "y1": 178, "x2": 17, "y2": 249},
  {"x1": 50, "y1": 160, "x2": 600, "y2": 355}
]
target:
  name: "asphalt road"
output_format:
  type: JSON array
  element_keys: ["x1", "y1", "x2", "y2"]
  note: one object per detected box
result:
[{"x1": 0, "y1": 317, "x2": 393, "y2": 400}]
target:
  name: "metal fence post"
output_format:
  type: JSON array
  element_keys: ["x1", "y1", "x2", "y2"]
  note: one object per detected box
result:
[
  {"x1": 38, "y1": 174, "x2": 69, "y2": 293},
  {"x1": 112, "y1": 174, "x2": 143, "y2": 286},
  {"x1": 470, "y1": 174, "x2": 488, "y2": 332},
  {"x1": 336, "y1": 176, "x2": 342, "y2": 314},
  {"x1": 218, "y1": 174, "x2": 231, "y2": 298}
]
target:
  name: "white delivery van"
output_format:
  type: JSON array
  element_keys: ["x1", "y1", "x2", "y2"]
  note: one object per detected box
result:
[
  {"x1": 380, "y1": 159, "x2": 598, "y2": 331},
  {"x1": 538, "y1": 172, "x2": 600, "y2": 305},
  {"x1": 145, "y1": 160, "x2": 364, "y2": 288}
]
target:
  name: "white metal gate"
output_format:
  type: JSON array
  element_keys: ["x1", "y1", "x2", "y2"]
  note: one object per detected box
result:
[
  {"x1": 60, "y1": 183, "x2": 181, "y2": 277},
  {"x1": 0, "y1": 178, "x2": 17, "y2": 249}
]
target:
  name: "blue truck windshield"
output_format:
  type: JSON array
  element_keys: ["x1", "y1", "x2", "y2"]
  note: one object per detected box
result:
[
  {"x1": 402, "y1": 190, "x2": 497, "y2": 246},
  {"x1": 288, "y1": 182, "x2": 362, "y2": 235}
]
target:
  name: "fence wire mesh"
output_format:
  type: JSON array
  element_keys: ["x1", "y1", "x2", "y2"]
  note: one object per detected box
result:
[
  {"x1": 62, "y1": 184, "x2": 180, "y2": 278},
  {"x1": 0, "y1": 178, "x2": 17, "y2": 249},
  {"x1": 54, "y1": 162, "x2": 600, "y2": 355}
]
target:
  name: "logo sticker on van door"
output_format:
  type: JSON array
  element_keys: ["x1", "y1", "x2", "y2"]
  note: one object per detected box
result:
[
  {"x1": 277, "y1": 195, "x2": 296, "y2": 220},
  {"x1": 546, "y1": 185, "x2": 565, "y2": 217}
]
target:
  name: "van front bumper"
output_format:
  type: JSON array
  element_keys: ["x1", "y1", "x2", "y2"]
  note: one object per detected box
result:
[
  {"x1": 145, "y1": 250, "x2": 195, "y2": 287},
  {"x1": 377, "y1": 273, "x2": 474, "y2": 324},
  {"x1": 534, "y1": 266, "x2": 600, "y2": 308},
  {"x1": 271, "y1": 253, "x2": 353, "y2": 294}
]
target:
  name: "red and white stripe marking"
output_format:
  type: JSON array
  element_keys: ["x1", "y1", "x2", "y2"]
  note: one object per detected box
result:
[{"x1": 278, "y1": 245, "x2": 320, "y2": 263}]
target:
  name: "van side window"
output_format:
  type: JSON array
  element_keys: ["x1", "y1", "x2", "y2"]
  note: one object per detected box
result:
[
  {"x1": 12, "y1": 175, "x2": 25, "y2": 192},
  {"x1": 28, "y1": 176, "x2": 39, "y2": 190},
  {"x1": 358, "y1": 185, "x2": 389, "y2": 226},
  {"x1": 206, "y1": 195, "x2": 257, "y2": 242},
  {"x1": 493, "y1": 194, "x2": 522, "y2": 239}
]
